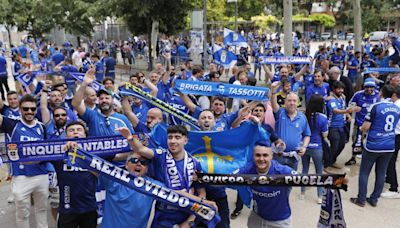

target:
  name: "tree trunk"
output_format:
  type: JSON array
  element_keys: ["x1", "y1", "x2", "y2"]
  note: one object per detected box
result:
[
  {"x1": 6, "y1": 26, "x2": 12, "y2": 47},
  {"x1": 283, "y1": 0, "x2": 293, "y2": 56},
  {"x1": 77, "y1": 36, "x2": 81, "y2": 47},
  {"x1": 352, "y1": 0, "x2": 362, "y2": 52},
  {"x1": 147, "y1": 20, "x2": 153, "y2": 71}
]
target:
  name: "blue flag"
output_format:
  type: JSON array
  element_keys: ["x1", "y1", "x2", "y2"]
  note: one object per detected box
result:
[
  {"x1": 224, "y1": 28, "x2": 247, "y2": 48},
  {"x1": 175, "y1": 80, "x2": 269, "y2": 101},
  {"x1": 213, "y1": 49, "x2": 237, "y2": 69},
  {"x1": 151, "y1": 122, "x2": 269, "y2": 174}
]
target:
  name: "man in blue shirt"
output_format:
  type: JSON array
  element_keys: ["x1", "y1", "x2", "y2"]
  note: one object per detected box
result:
[
  {"x1": 271, "y1": 82, "x2": 311, "y2": 171},
  {"x1": 235, "y1": 142, "x2": 295, "y2": 228},
  {"x1": 51, "y1": 47, "x2": 65, "y2": 66},
  {"x1": 102, "y1": 51, "x2": 116, "y2": 79},
  {"x1": 0, "y1": 54, "x2": 9, "y2": 100},
  {"x1": 0, "y1": 91, "x2": 20, "y2": 119},
  {"x1": 91, "y1": 54, "x2": 104, "y2": 82},
  {"x1": 0, "y1": 95, "x2": 49, "y2": 228},
  {"x1": 351, "y1": 85, "x2": 400, "y2": 207},
  {"x1": 325, "y1": 81, "x2": 355, "y2": 171},
  {"x1": 345, "y1": 78, "x2": 380, "y2": 166},
  {"x1": 347, "y1": 51, "x2": 360, "y2": 84},
  {"x1": 72, "y1": 68, "x2": 134, "y2": 137},
  {"x1": 55, "y1": 121, "x2": 98, "y2": 227},
  {"x1": 305, "y1": 70, "x2": 330, "y2": 103}
]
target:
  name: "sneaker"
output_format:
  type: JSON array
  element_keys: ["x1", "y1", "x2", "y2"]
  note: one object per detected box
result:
[
  {"x1": 356, "y1": 154, "x2": 362, "y2": 159},
  {"x1": 332, "y1": 162, "x2": 344, "y2": 169},
  {"x1": 230, "y1": 209, "x2": 241, "y2": 220},
  {"x1": 299, "y1": 193, "x2": 305, "y2": 200},
  {"x1": 350, "y1": 197, "x2": 365, "y2": 207},
  {"x1": 345, "y1": 158, "x2": 356, "y2": 166},
  {"x1": 381, "y1": 191, "x2": 400, "y2": 199},
  {"x1": 366, "y1": 198, "x2": 377, "y2": 207},
  {"x1": 317, "y1": 197, "x2": 322, "y2": 204}
]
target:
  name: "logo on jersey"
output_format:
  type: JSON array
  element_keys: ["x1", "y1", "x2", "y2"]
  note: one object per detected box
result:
[{"x1": 7, "y1": 144, "x2": 19, "y2": 161}]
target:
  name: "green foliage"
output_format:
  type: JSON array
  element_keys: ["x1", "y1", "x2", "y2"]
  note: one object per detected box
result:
[
  {"x1": 309, "y1": 14, "x2": 336, "y2": 28},
  {"x1": 292, "y1": 14, "x2": 312, "y2": 23},
  {"x1": 251, "y1": 13, "x2": 281, "y2": 32},
  {"x1": 224, "y1": 0, "x2": 266, "y2": 20}
]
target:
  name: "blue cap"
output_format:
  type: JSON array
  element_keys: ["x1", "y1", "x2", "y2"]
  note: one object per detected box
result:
[{"x1": 364, "y1": 78, "x2": 376, "y2": 87}]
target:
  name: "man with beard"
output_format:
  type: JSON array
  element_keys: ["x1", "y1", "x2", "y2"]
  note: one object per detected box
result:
[
  {"x1": 345, "y1": 78, "x2": 380, "y2": 166},
  {"x1": 0, "y1": 95, "x2": 49, "y2": 228},
  {"x1": 262, "y1": 64, "x2": 308, "y2": 84},
  {"x1": 305, "y1": 70, "x2": 330, "y2": 103},
  {"x1": 72, "y1": 67, "x2": 134, "y2": 137},
  {"x1": 325, "y1": 81, "x2": 355, "y2": 172}
]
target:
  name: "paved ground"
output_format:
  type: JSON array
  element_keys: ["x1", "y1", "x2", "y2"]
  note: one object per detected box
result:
[{"x1": 0, "y1": 41, "x2": 399, "y2": 227}]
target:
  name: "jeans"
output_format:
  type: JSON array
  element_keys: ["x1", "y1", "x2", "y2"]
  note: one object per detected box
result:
[
  {"x1": 328, "y1": 127, "x2": 346, "y2": 166},
  {"x1": 274, "y1": 155, "x2": 299, "y2": 171},
  {"x1": 301, "y1": 148, "x2": 323, "y2": 197},
  {"x1": 385, "y1": 135, "x2": 400, "y2": 192},
  {"x1": 357, "y1": 149, "x2": 393, "y2": 203}
]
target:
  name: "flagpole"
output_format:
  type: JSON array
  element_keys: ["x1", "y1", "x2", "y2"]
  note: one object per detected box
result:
[{"x1": 203, "y1": 0, "x2": 208, "y2": 68}]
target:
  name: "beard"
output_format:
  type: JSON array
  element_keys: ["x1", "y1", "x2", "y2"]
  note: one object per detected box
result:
[{"x1": 100, "y1": 103, "x2": 112, "y2": 113}]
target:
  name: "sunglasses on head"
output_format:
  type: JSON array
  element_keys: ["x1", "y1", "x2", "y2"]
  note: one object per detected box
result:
[
  {"x1": 22, "y1": 107, "x2": 37, "y2": 112},
  {"x1": 54, "y1": 113, "x2": 67, "y2": 118},
  {"x1": 129, "y1": 157, "x2": 150, "y2": 166}
]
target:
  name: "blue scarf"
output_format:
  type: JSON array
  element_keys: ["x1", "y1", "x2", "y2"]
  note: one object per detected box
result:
[
  {"x1": 164, "y1": 150, "x2": 195, "y2": 192},
  {"x1": 317, "y1": 189, "x2": 347, "y2": 227},
  {"x1": 66, "y1": 148, "x2": 221, "y2": 227},
  {"x1": 174, "y1": 80, "x2": 269, "y2": 101},
  {"x1": 364, "y1": 67, "x2": 400, "y2": 74}
]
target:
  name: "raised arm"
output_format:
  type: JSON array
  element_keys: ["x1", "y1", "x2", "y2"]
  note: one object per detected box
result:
[
  {"x1": 294, "y1": 64, "x2": 309, "y2": 81},
  {"x1": 143, "y1": 78, "x2": 158, "y2": 97},
  {"x1": 178, "y1": 92, "x2": 197, "y2": 113},
  {"x1": 40, "y1": 80, "x2": 52, "y2": 124},
  {"x1": 72, "y1": 67, "x2": 95, "y2": 116},
  {"x1": 121, "y1": 96, "x2": 139, "y2": 128},
  {"x1": 270, "y1": 81, "x2": 281, "y2": 113},
  {"x1": 116, "y1": 127, "x2": 154, "y2": 159},
  {"x1": 262, "y1": 64, "x2": 274, "y2": 83}
]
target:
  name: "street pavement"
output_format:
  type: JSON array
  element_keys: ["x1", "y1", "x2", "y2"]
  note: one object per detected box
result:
[{"x1": 0, "y1": 41, "x2": 399, "y2": 228}]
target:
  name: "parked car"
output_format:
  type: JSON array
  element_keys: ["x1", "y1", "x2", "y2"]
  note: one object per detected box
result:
[
  {"x1": 369, "y1": 31, "x2": 388, "y2": 41},
  {"x1": 321, "y1": 32, "x2": 331, "y2": 40},
  {"x1": 270, "y1": 32, "x2": 297, "y2": 40}
]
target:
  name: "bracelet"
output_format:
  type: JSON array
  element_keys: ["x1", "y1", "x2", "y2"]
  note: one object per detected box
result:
[{"x1": 200, "y1": 197, "x2": 205, "y2": 202}]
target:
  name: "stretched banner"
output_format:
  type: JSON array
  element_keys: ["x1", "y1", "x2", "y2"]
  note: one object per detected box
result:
[
  {"x1": 196, "y1": 173, "x2": 347, "y2": 190},
  {"x1": 151, "y1": 122, "x2": 269, "y2": 173},
  {"x1": 119, "y1": 83, "x2": 201, "y2": 130},
  {"x1": 259, "y1": 56, "x2": 311, "y2": 65},
  {"x1": 364, "y1": 67, "x2": 400, "y2": 74},
  {"x1": 1, "y1": 135, "x2": 145, "y2": 162},
  {"x1": 175, "y1": 80, "x2": 269, "y2": 101},
  {"x1": 66, "y1": 148, "x2": 221, "y2": 227},
  {"x1": 317, "y1": 189, "x2": 347, "y2": 228}
]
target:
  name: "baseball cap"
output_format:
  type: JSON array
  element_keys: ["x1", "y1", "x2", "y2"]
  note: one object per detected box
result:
[
  {"x1": 97, "y1": 88, "x2": 112, "y2": 96},
  {"x1": 364, "y1": 78, "x2": 376, "y2": 87}
]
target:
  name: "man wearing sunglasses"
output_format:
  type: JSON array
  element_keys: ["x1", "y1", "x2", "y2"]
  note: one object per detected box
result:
[{"x1": 0, "y1": 94, "x2": 49, "y2": 228}]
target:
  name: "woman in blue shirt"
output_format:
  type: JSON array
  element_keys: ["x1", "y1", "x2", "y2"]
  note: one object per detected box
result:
[{"x1": 301, "y1": 94, "x2": 329, "y2": 204}]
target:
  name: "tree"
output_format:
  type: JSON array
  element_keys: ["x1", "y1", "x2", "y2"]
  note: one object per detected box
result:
[
  {"x1": 0, "y1": 0, "x2": 22, "y2": 46},
  {"x1": 111, "y1": 0, "x2": 193, "y2": 70},
  {"x1": 251, "y1": 13, "x2": 281, "y2": 32}
]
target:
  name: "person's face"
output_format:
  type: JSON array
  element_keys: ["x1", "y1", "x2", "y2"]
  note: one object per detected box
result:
[
  {"x1": 156, "y1": 63, "x2": 163, "y2": 71},
  {"x1": 146, "y1": 109, "x2": 162, "y2": 128},
  {"x1": 186, "y1": 61, "x2": 193, "y2": 70},
  {"x1": 170, "y1": 67, "x2": 176, "y2": 76},
  {"x1": 253, "y1": 146, "x2": 273, "y2": 173},
  {"x1": 211, "y1": 74, "x2": 220, "y2": 82},
  {"x1": 150, "y1": 73, "x2": 160, "y2": 84},
  {"x1": 209, "y1": 63, "x2": 217, "y2": 72},
  {"x1": 333, "y1": 87, "x2": 344, "y2": 97},
  {"x1": 98, "y1": 94, "x2": 113, "y2": 113},
  {"x1": 314, "y1": 72, "x2": 323, "y2": 86},
  {"x1": 238, "y1": 73, "x2": 248, "y2": 85},
  {"x1": 104, "y1": 80, "x2": 114, "y2": 91},
  {"x1": 132, "y1": 96, "x2": 142, "y2": 106},
  {"x1": 330, "y1": 71, "x2": 340, "y2": 80},
  {"x1": 280, "y1": 67, "x2": 289, "y2": 78},
  {"x1": 245, "y1": 64, "x2": 251, "y2": 71},
  {"x1": 130, "y1": 76, "x2": 139, "y2": 85},
  {"x1": 85, "y1": 88, "x2": 97, "y2": 105},
  {"x1": 284, "y1": 93, "x2": 298, "y2": 112},
  {"x1": 7, "y1": 94, "x2": 19, "y2": 109},
  {"x1": 126, "y1": 154, "x2": 149, "y2": 177},
  {"x1": 364, "y1": 86, "x2": 375, "y2": 95},
  {"x1": 53, "y1": 108, "x2": 67, "y2": 128},
  {"x1": 54, "y1": 86, "x2": 67, "y2": 99},
  {"x1": 211, "y1": 100, "x2": 225, "y2": 116},
  {"x1": 49, "y1": 91, "x2": 63, "y2": 106},
  {"x1": 167, "y1": 133, "x2": 187, "y2": 154},
  {"x1": 252, "y1": 106, "x2": 265, "y2": 119},
  {"x1": 390, "y1": 76, "x2": 400, "y2": 86},
  {"x1": 66, "y1": 124, "x2": 86, "y2": 138},
  {"x1": 282, "y1": 82, "x2": 291, "y2": 93},
  {"x1": 19, "y1": 101, "x2": 37, "y2": 123},
  {"x1": 198, "y1": 111, "x2": 215, "y2": 131}
]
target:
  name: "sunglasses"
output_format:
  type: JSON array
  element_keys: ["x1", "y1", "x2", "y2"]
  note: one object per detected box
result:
[
  {"x1": 129, "y1": 157, "x2": 150, "y2": 166},
  {"x1": 21, "y1": 107, "x2": 37, "y2": 112},
  {"x1": 54, "y1": 113, "x2": 67, "y2": 118}
]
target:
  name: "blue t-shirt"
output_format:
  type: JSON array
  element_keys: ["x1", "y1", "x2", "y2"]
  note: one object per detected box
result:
[
  {"x1": 46, "y1": 121, "x2": 67, "y2": 140},
  {"x1": 104, "y1": 57, "x2": 116, "y2": 77},
  {"x1": 52, "y1": 52, "x2": 65, "y2": 65},
  {"x1": 1, "y1": 118, "x2": 48, "y2": 176},
  {"x1": 101, "y1": 175, "x2": 160, "y2": 228},
  {"x1": 305, "y1": 83, "x2": 330, "y2": 103},
  {"x1": 0, "y1": 56, "x2": 7, "y2": 77},
  {"x1": 132, "y1": 102, "x2": 150, "y2": 124},
  {"x1": 347, "y1": 57, "x2": 359, "y2": 79},
  {"x1": 330, "y1": 54, "x2": 344, "y2": 69},
  {"x1": 307, "y1": 113, "x2": 328, "y2": 149},
  {"x1": 52, "y1": 162, "x2": 97, "y2": 214},
  {"x1": 80, "y1": 108, "x2": 134, "y2": 137},
  {"x1": 274, "y1": 108, "x2": 311, "y2": 152},
  {"x1": 349, "y1": 90, "x2": 380, "y2": 126},
  {"x1": 0, "y1": 105, "x2": 20, "y2": 119},
  {"x1": 18, "y1": 45, "x2": 27, "y2": 58},
  {"x1": 150, "y1": 149, "x2": 202, "y2": 227},
  {"x1": 94, "y1": 61, "x2": 104, "y2": 81},
  {"x1": 238, "y1": 160, "x2": 294, "y2": 221},
  {"x1": 60, "y1": 65, "x2": 79, "y2": 85},
  {"x1": 364, "y1": 99, "x2": 400, "y2": 153},
  {"x1": 327, "y1": 96, "x2": 347, "y2": 128}
]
